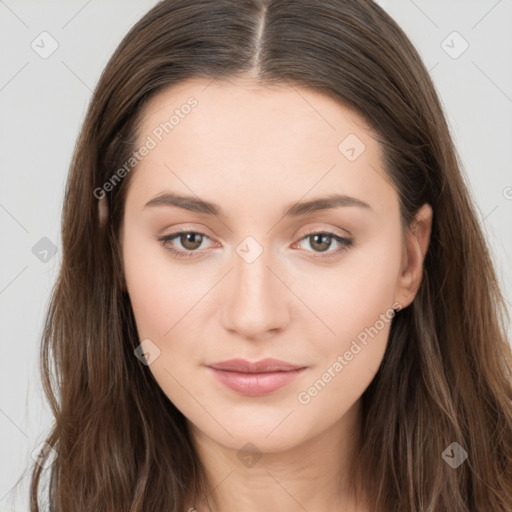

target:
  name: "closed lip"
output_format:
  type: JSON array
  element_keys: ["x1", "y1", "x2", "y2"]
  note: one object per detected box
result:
[{"x1": 206, "y1": 358, "x2": 306, "y2": 373}]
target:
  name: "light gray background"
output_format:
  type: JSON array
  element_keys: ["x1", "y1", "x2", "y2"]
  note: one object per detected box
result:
[{"x1": 1, "y1": 1, "x2": 511, "y2": 510}]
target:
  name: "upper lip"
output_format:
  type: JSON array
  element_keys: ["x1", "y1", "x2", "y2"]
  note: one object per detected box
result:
[{"x1": 207, "y1": 358, "x2": 306, "y2": 373}]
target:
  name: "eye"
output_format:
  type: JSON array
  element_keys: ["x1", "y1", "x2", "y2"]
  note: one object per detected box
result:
[
  {"x1": 157, "y1": 230, "x2": 216, "y2": 259},
  {"x1": 292, "y1": 230, "x2": 353, "y2": 259},
  {"x1": 157, "y1": 229, "x2": 353, "y2": 260}
]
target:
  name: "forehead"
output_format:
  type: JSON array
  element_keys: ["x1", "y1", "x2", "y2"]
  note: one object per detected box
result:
[
  {"x1": 137, "y1": 77, "x2": 371, "y2": 157},
  {"x1": 126, "y1": 77, "x2": 396, "y2": 217}
]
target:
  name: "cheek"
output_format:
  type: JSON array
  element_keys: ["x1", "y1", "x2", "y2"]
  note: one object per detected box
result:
[
  {"x1": 122, "y1": 225, "x2": 203, "y2": 339},
  {"x1": 289, "y1": 231, "x2": 402, "y2": 350},
  {"x1": 123, "y1": 234, "x2": 207, "y2": 414},
  {"x1": 289, "y1": 233, "x2": 402, "y2": 410},
  {"x1": 123, "y1": 248, "x2": 171, "y2": 339},
  {"x1": 293, "y1": 252, "x2": 401, "y2": 429}
]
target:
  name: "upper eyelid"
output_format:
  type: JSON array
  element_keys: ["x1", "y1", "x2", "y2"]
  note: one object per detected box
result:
[{"x1": 160, "y1": 221, "x2": 351, "y2": 239}]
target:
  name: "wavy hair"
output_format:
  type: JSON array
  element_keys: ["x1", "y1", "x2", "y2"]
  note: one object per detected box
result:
[{"x1": 29, "y1": 1, "x2": 512, "y2": 511}]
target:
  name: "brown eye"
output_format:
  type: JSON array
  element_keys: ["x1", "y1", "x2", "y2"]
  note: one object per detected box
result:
[
  {"x1": 308, "y1": 233, "x2": 333, "y2": 252},
  {"x1": 294, "y1": 230, "x2": 353, "y2": 259},
  {"x1": 158, "y1": 230, "x2": 213, "y2": 258},
  {"x1": 178, "y1": 232, "x2": 204, "y2": 251}
]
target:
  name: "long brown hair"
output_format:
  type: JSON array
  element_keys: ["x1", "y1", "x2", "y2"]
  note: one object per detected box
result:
[{"x1": 29, "y1": 1, "x2": 512, "y2": 510}]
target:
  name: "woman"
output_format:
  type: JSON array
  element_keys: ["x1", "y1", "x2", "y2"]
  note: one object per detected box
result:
[{"x1": 29, "y1": 0, "x2": 512, "y2": 511}]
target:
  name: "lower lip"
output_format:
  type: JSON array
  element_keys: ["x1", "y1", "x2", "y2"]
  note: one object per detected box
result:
[{"x1": 207, "y1": 367, "x2": 307, "y2": 396}]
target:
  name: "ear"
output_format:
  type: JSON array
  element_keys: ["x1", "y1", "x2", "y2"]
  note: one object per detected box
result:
[
  {"x1": 98, "y1": 195, "x2": 109, "y2": 226},
  {"x1": 394, "y1": 203, "x2": 433, "y2": 309},
  {"x1": 98, "y1": 196, "x2": 128, "y2": 292}
]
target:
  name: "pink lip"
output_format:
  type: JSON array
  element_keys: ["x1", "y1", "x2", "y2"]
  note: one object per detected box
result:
[{"x1": 206, "y1": 358, "x2": 307, "y2": 396}]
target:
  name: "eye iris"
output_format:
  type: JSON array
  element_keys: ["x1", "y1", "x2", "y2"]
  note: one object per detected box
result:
[
  {"x1": 181, "y1": 232, "x2": 203, "y2": 250},
  {"x1": 310, "y1": 233, "x2": 331, "y2": 252}
]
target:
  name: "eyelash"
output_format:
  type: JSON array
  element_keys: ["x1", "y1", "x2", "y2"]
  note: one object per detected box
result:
[{"x1": 157, "y1": 229, "x2": 353, "y2": 260}]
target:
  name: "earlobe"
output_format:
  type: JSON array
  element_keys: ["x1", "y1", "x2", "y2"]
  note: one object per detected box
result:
[{"x1": 395, "y1": 203, "x2": 433, "y2": 308}]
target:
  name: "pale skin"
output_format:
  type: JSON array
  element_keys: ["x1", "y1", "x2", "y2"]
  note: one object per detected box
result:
[{"x1": 119, "y1": 76, "x2": 432, "y2": 512}]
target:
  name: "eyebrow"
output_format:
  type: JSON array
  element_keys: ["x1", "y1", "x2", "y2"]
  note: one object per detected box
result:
[{"x1": 143, "y1": 191, "x2": 372, "y2": 217}]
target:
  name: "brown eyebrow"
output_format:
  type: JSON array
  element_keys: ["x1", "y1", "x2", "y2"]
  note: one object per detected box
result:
[{"x1": 143, "y1": 191, "x2": 372, "y2": 217}]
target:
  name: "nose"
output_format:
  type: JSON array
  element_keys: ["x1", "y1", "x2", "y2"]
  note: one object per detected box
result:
[{"x1": 220, "y1": 243, "x2": 290, "y2": 341}]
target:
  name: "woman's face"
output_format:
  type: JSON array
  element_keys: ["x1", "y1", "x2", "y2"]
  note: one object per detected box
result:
[{"x1": 120, "y1": 77, "x2": 424, "y2": 453}]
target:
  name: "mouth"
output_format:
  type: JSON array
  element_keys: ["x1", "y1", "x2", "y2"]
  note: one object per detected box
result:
[{"x1": 206, "y1": 358, "x2": 308, "y2": 396}]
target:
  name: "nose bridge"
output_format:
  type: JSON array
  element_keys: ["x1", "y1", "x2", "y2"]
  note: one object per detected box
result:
[
  {"x1": 221, "y1": 234, "x2": 288, "y2": 338},
  {"x1": 235, "y1": 240, "x2": 272, "y2": 298}
]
